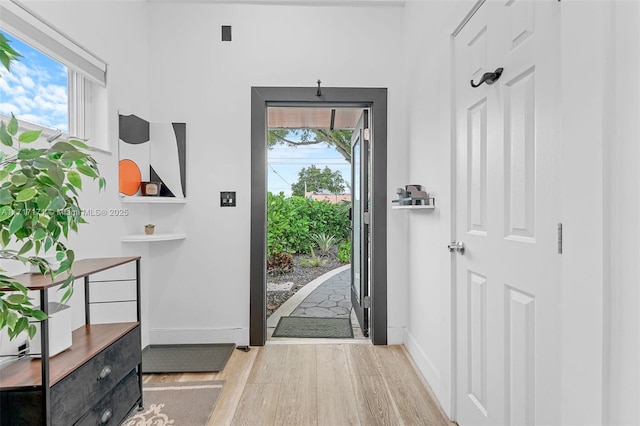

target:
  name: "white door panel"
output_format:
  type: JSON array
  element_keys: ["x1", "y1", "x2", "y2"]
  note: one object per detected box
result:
[{"x1": 454, "y1": 1, "x2": 561, "y2": 425}]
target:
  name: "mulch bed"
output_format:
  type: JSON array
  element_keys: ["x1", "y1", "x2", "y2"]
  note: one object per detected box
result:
[{"x1": 267, "y1": 249, "x2": 345, "y2": 318}]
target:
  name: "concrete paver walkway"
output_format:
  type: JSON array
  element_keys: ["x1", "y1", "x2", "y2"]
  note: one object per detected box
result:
[
  {"x1": 267, "y1": 265, "x2": 366, "y2": 340},
  {"x1": 290, "y1": 269, "x2": 351, "y2": 318}
]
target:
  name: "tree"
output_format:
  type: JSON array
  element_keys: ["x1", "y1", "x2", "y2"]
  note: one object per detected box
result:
[
  {"x1": 291, "y1": 165, "x2": 345, "y2": 197},
  {"x1": 268, "y1": 129, "x2": 353, "y2": 163}
]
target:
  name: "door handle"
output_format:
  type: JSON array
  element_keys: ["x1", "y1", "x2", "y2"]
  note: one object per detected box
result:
[{"x1": 448, "y1": 241, "x2": 465, "y2": 254}]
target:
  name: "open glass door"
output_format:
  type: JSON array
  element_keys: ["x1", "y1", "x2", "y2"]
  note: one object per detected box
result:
[{"x1": 351, "y1": 110, "x2": 369, "y2": 337}]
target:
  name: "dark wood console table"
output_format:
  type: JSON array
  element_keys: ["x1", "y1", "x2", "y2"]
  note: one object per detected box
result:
[{"x1": 0, "y1": 256, "x2": 142, "y2": 425}]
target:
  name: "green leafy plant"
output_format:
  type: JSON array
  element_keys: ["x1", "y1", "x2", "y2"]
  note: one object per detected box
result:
[
  {"x1": 0, "y1": 33, "x2": 22, "y2": 74},
  {"x1": 337, "y1": 240, "x2": 351, "y2": 264},
  {"x1": 267, "y1": 192, "x2": 349, "y2": 256},
  {"x1": 267, "y1": 252, "x2": 294, "y2": 274},
  {"x1": 310, "y1": 232, "x2": 337, "y2": 257},
  {"x1": 299, "y1": 248, "x2": 327, "y2": 268},
  {"x1": 0, "y1": 37, "x2": 105, "y2": 340}
]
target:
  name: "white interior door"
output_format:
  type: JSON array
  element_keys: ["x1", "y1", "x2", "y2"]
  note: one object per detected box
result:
[{"x1": 454, "y1": 1, "x2": 561, "y2": 425}]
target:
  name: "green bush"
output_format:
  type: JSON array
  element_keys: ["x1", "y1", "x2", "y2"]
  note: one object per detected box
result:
[
  {"x1": 337, "y1": 240, "x2": 351, "y2": 263},
  {"x1": 267, "y1": 192, "x2": 350, "y2": 256}
]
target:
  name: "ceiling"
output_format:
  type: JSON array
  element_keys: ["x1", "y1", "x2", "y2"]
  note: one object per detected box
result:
[
  {"x1": 146, "y1": 0, "x2": 405, "y2": 6},
  {"x1": 268, "y1": 107, "x2": 362, "y2": 130}
]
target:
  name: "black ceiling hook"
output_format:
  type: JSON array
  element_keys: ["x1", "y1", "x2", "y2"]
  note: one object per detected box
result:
[
  {"x1": 316, "y1": 79, "x2": 322, "y2": 97},
  {"x1": 470, "y1": 67, "x2": 504, "y2": 88}
]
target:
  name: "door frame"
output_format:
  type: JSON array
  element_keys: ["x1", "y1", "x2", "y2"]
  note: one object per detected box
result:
[{"x1": 250, "y1": 86, "x2": 388, "y2": 346}]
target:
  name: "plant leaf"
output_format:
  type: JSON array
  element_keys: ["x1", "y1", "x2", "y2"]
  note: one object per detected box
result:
[
  {"x1": 18, "y1": 130, "x2": 42, "y2": 143},
  {"x1": 0, "y1": 122, "x2": 13, "y2": 147},
  {"x1": 33, "y1": 228, "x2": 46, "y2": 241},
  {"x1": 17, "y1": 240, "x2": 33, "y2": 256},
  {"x1": 0, "y1": 189, "x2": 13, "y2": 205},
  {"x1": 18, "y1": 148, "x2": 46, "y2": 160},
  {"x1": 7, "y1": 293, "x2": 27, "y2": 304},
  {"x1": 77, "y1": 164, "x2": 99, "y2": 178},
  {"x1": 48, "y1": 141, "x2": 75, "y2": 153},
  {"x1": 7, "y1": 114, "x2": 18, "y2": 136},
  {"x1": 48, "y1": 195, "x2": 65, "y2": 211},
  {"x1": 68, "y1": 139, "x2": 89, "y2": 150},
  {"x1": 1, "y1": 230, "x2": 10, "y2": 247},
  {"x1": 0, "y1": 169, "x2": 7, "y2": 182},
  {"x1": 46, "y1": 165, "x2": 64, "y2": 187},
  {"x1": 30, "y1": 309, "x2": 47, "y2": 321},
  {"x1": 8, "y1": 214, "x2": 24, "y2": 235},
  {"x1": 67, "y1": 171, "x2": 82, "y2": 189},
  {"x1": 0, "y1": 206, "x2": 12, "y2": 222},
  {"x1": 60, "y1": 151, "x2": 87, "y2": 162},
  {"x1": 36, "y1": 193, "x2": 51, "y2": 210},
  {"x1": 44, "y1": 236, "x2": 53, "y2": 252},
  {"x1": 15, "y1": 187, "x2": 37, "y2": 202},
  {"x1": 10, "y1": 174, "x2": 28, "y2": 186}
]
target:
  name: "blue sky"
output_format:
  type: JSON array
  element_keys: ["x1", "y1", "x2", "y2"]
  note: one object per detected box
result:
[
  {"x1": 0, "y1": 30, "x2": 69, "y2": 132},
  {"x1": 268, "y1": 136, "x2": 351, "y2": 197}
]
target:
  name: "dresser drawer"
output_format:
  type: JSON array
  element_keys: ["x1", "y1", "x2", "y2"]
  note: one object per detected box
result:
[
  {"x1": 51, "y1": 326, "x2": 141, "y2": 425},
  {"x1": 76, "y1": 369, "x2": 140, "y2": 426}
]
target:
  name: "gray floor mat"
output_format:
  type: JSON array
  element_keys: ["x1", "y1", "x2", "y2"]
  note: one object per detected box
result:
[{"x1": 141, "y1": 343, "x2": 236, "y2": 373}]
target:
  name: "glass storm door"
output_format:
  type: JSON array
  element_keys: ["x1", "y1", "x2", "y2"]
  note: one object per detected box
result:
[{"x1": 351, "y1": 109, "x2": 370, "y2": 337}]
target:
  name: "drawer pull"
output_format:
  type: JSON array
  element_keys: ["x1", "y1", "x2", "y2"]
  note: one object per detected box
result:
[
  {"x1": 97, "y1": 365, "x2": 112, "y2": 381},
  {"x1": 99, "y1": 408, "x2": 113, "y2": 424}
]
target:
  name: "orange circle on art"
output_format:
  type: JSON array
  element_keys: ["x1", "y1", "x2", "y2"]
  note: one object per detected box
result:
[{"x1": 119, "y1": 159, "x2": 142, "y2": 196}]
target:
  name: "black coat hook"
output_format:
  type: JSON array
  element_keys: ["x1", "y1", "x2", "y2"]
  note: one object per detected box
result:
[
  {"x1": 316, "y1": 79, "x2": 322, "y2": 97},
  {"x1": 470, "y1": 67, "x2": 504, "y2": 88}
]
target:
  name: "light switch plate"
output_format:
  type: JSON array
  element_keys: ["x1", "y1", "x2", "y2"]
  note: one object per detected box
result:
[{"x1": 220, "y1": 191, "x2": 236, "y2": 207}]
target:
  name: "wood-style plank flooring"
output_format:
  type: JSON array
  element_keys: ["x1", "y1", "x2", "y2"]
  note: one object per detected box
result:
[{"x1": 144, "y1": 344, "x2": 451, "y2": 426}]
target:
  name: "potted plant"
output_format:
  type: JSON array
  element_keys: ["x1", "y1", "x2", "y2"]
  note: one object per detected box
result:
[
  {"x1": 144, "y1": 224, "x2": 155, "y2": 235},
  {"x1": 0, "y1": 34, "x2": 105, "y2": 340}
]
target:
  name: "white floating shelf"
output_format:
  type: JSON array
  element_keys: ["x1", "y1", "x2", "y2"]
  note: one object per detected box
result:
[
  {"x1": 120, "y1": 197, "x2": 186, "y2": 204},
  {"x1": 392, "y1": 205, "x2": 435, "y2": 210},
  {"x1": 121, "y1": 233, "x2": 187, "y2": 242}
]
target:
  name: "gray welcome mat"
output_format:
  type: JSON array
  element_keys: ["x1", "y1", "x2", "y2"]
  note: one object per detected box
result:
[
  {"x1": 273, "y1": 316, "x2": 353, "y2": 338},
  {"x1": 142, "y1": 343, "x2": 235, "y2": 373}
]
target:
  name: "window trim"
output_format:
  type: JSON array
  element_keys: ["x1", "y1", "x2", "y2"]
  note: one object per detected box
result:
[{"x1": 0, "y1": 0, "x2": 107, "y2": 86}]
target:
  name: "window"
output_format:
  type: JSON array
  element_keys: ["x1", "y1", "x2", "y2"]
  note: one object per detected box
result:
[
  {"x1": 0, "y1": 1, "x2": 106, "y2": 148},
  {"x1": 0, "y1": 30, "x2": 69, "y2": 133}
]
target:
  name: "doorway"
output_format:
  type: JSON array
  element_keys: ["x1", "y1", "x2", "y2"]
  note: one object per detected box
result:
[
  {"x1": 250, "y1": 87, "x2": 388, "y2": 346},
  {"x1": 264, "y1": 107, "x2": 365, "y2": 341}
]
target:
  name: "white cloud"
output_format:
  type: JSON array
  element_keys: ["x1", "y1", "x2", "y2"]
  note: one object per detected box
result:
[
  {"x1": 21, "y1": 76, "x2": 35, "y2": 89},
  {"x1": 0, "y1": 53, "x2": 68, "y2": 132},
  {"x1": 0, "y1": 102, "x2": 20, "y2": 116}
]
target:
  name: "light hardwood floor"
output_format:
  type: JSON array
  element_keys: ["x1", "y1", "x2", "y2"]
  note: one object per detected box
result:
[{"x1": 144, "y1": 344, "x2": 452, "y2": 426}]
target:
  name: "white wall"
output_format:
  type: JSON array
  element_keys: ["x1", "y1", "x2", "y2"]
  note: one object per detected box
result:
[
  {"x1": 145, "y1": 2, "x2": 408, "y2": 344},
  {"x1": 401, "y1": 1, "x2": 473, "y2": 418},
  {"x1": 16, "y1": 0, "x2": 153, "y2": 344},
  {"x1": 604, "y1": 2, "x2": 640, "y2": 424}
]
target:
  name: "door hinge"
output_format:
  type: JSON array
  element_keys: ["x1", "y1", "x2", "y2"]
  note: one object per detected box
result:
[
  {"x1": 363, "y1": 212, "x2": 370, "y2": 225},
  {"x1": 363, "y1": 128, "x2": 370, "y2": 141},
  {"x1": 363, "y1": 295, "x2": 371, "y2": 309},
  {"x1": 557, "y1": 223, "x2": 563, "y2": 254}
]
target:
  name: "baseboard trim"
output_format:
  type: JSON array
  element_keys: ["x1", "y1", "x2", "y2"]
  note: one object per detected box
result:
[
  {"x1": 149, "y1": 327, "x2": 249, "y2": 345},
  {"x1": 404, "y1": 328, "x2": 452, "y2": 418}
]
